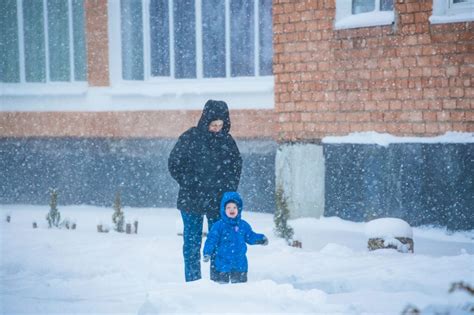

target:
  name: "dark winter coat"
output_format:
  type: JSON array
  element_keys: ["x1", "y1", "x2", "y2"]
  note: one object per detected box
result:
[
  {"x1": 203, "y1": 192, "x2": 266, "y2": 273},
  {"x1": 168, "y1": 100, "x2": 242, "y2": 216}
]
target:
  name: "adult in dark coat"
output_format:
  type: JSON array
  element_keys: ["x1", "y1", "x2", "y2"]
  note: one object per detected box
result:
[{"x1": 168, "y1": 99, "x2": 242, "y2": 282}]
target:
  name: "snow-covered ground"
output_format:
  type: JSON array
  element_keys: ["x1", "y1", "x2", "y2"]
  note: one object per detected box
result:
[{"x1": 1, "y1": 205, "x2": 473, "y2": 315}]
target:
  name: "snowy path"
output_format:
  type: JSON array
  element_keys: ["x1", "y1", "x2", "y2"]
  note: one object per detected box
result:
[{"x1": 1, "y1": 205, "x2": 473, "y2": 314}]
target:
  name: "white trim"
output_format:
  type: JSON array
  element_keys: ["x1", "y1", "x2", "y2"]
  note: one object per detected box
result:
[
  {"x1": 254, "y1": 0, "x2": 259, "y2": 77},
  {"x1": 68, "y1": 0, "x2": 74, "y2": 81},
  {"x1": 323, "y1": 131, "x2": 474, "y2": 146},
  {"x1": 334, "y1": 0, "x2": 394, "y2": 30},
  {"x1": 16, "y1": 0, "x2": 25, "y2": 83},
  {"x1": 43, "y1": 0, "x2": 50, "y2": 82},
  {"x1": 169, "y1": 0, "x2": 175, "y2": 78},
  {"x1": 450, "y1": 0, "x2": 474, "y2": 10},
  {"x1": 430, "y1": 0, "x2": 474, "y2": 24},
  {"x1": 143, "y1": 0, "x2": 150, "y2": 80},
  {"x1": 108, "y1": 0, "x2": 122, "y2": 86},
  {"x1": 195, "y1": 0, "x2": 203, "y2": 79},
  {"x1": 0, "y1": 77, "x2": 274, "y2": 111},
  {"x1": 225, "y1": 0, "x2": 230, "y2": 78},
  {"x1": 1, "y1": 82, "x2": 88, "y2": 95}
]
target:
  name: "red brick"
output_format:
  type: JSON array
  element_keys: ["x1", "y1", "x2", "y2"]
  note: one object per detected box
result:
[
  {"x1": 464, "y1": 88, "x2": 474, "y2": 98},
  {"x1": 451, "y1": 112, "x2": 466, "y2": 121},
  {"x1": 271, "y1": 1, "x2": 473, "y2": 140},
  {"x1": 423, "y1": 112, "x2": 437, "y2": 121},
  {"x1": 425, "y1": 123, "x2": 439, "y2": 134},
  {"x1": 412, "y1": 123, "x2": 426, "y2": 134}
]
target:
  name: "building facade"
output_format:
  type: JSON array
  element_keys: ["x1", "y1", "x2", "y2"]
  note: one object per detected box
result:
[
  {"x1": 273, "y1": 0, "x2": 473, "y2": 230},
  {"x1": 1, "y1": 0, "x2": 473, "y2": 229},
  {"x1": 0, "y1": 0, "x2": 276, "y2": 212}
]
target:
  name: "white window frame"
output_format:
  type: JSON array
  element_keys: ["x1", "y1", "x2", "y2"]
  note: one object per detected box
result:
[
  {"x1": 334, "y1": 0, "x2": 394, "y2": 30},
  {"x1": 0, "y1": 0, "x2": 88, "y2": 97},
  {"x1": 107, "y1": 0, "x2": 274, "y2": 110},
  {"x1": 430, "y1": 0, "x2": 474, "y2": 24},
  {"x1": 1, "y1": 0, "x2": 274, "y2": 111}
]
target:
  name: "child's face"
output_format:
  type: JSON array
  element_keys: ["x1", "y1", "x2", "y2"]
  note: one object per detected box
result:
[{"x1": 225, "y1": 202, "x2": 238, "y2": 218}]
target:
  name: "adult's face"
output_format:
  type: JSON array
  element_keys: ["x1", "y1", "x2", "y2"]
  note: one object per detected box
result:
[{"x1": 208, "y1": 120, "x2": 224, "y2": 133}]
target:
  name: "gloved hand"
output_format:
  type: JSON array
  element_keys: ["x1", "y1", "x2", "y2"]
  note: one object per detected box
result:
[
  {"x1": 203, "y1": 255, "x2": 211, "y2": 262},
  {"x1": 261, "y1": 236, "x2": 269, "y2": 246}
]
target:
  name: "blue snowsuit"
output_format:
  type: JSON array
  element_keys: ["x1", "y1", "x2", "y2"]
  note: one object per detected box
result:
[{"x1": 203, "y1": 192, "x2": 266, "y2": 282}]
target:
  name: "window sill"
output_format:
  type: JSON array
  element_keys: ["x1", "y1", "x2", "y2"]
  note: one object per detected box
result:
[
  {"x1": 0, "y1": 82, "x2": 88, "y2": 96},
  {"x1": 106, "y1": 76, "x2": 274, "y2": 110},
  {"x1": 111, "y1": 76, "x2": 273, "y2": 97},
  {"x1": 0, "y1": 77, "x2": 274, "y2": 111},
  {"x1": 429, "y1": 12, "x2": 474, "y2": 24},
  {"x1": 334, "y1": 11, "x2": 394, "y2": 30}
]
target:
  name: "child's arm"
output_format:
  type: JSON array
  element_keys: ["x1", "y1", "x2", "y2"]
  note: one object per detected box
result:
[
  {"x1": 203, "y1": 222, "x2": 221, "y2": 258},
  {"x1": 243, "y1": 221, "x2": 268, "y2": 245}
]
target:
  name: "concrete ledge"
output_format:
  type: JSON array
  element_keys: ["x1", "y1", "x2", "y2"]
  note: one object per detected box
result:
[{"x1": 275, "y1": 143, "x2": 325, "y2": 218}]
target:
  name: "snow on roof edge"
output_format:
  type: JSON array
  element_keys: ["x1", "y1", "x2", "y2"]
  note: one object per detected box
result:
[{"x1": 322, "y1": 132, "x2": 474, "y2": 147}]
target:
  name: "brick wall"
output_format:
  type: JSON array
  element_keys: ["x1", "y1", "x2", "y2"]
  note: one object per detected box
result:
[
  {"x1": 0, "y1": 110, "x2": 275, "y2": 139},
  {"x1": 0, "y1": 0, "x2": 274, "y2": 140},
  {"x1": 85, "y1": 0, "x2": 109, "y2": 86},
  {"x1": 273, "y1": 0, "x2": 474, "y2": 142}
]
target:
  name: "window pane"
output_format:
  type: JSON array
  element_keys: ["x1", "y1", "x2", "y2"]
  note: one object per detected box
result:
[
  {"x1": 231, "y1": 0, "x2": 254, "y2": 77},
  {"x1": 150, "y1": 0, "x2": 170, "y2": 77},
  {"x1": 48, "y1": 0, "x2": 70, "y2": 82},
  {"x1": 202, "y1": 0, "x2": 225, "y2": 78},
  {"x1": 173, "y1": 0, "x2": 196, "y2": 79},
  {"x1": 453, "y1": 0, "x2": 470, "y2": 3},
  {"x1": 23, "y1": 0, "x2": 46, "y2": 82},
  {"x1": 259, "y1": 0, "x2": 272, "y2": 76},
  {"x1": 0, "y1": 0, "x2": 20, "y2": 82},
  {"x1": 72, "y1": 0, "x2": 87, "y2": 81},
  {"x1": 121, "y1": 0, "x2": 144, "y2": 80},
  {"x1": 380, "y1": 0, "x2": 393, "y2": 11},
  {"x1": 352, "y1": 0, "x2": 374, "y2": 14}
]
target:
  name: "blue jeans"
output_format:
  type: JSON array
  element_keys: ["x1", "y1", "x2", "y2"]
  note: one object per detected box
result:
[{"x1": 180, "y1": 210, "x2": 219, "y2": 282}]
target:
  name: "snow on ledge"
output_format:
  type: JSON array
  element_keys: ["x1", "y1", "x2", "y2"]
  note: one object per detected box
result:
[
  {"x1": 322, "y1": 132, "x2": 474, "y2": 147},
  {"x1": 0, "y1": 77, "x2": 274, "y2": 111},
  {"x1": 335, "y1": 11, "x2": 394, "y2": 30},
  {"x1": 365, "y1": 218, "x2": 413, "y2": 239},
  {"x1": 429, "y1": 12, "x2": 474, "y2": 24}
]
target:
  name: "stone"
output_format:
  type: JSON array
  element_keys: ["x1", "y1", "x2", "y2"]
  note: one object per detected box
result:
[{"x1": 368, "y1": 237, "x2": 414, "y2": 253}]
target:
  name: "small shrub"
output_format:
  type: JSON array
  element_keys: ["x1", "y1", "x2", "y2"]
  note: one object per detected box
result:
[
  {"x1": 112, "y1": 191, "x2": 125, "y2": 232},
  {"x1": 46, "y1": 189, "x2": 61, "y2": 228},
  {"x1": 274, "y1": 186, "x2": 294, "y2": 244}
]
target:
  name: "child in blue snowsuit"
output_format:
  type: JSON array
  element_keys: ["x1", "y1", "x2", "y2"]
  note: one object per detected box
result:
[{"x1": 203, "y1": 191, "x2": 268, "y2": 283}]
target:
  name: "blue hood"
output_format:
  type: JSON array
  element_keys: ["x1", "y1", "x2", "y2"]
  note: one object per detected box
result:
[{"x1": 220, "y1": 191, "x2": 243, "y2": 224}]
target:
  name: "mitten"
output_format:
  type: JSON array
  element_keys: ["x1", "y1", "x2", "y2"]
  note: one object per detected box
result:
[
  {"x1": 261, "y1": 236, "x2": 269, "y2": 246},
  {"x1": 203, "y1": 255, "x2": 211, "y2": 262}
]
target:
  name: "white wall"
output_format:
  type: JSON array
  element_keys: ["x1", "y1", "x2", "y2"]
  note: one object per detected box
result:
[{"x1": 275, "y1": 143, "x2": 325, "y2": 218}]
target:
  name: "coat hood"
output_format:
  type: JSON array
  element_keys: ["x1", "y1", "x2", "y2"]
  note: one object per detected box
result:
[
  {"x1": 220, "y1": 191, "x2": 243, "y2": 224},
  {"x1": 197, "y1": 100, "x2": 231, "y2": 134}
]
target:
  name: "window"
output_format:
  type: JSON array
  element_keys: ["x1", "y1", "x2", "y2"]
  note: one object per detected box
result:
[
  {"x1": 119, "y1": 0, "x2": 273, "y2": 81},
  {"x1": 352, "y1": 0, "x2": 393, "y2": 14},
  {"x1": 0, "y1": 0, "x2": 87, "y2": 83},
  {"x1": 431, "y1": 0, "x2": 474, "y2": 23},
  {"x1": 335, "y1": 0, "x2": 394, "y2": 30}
]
